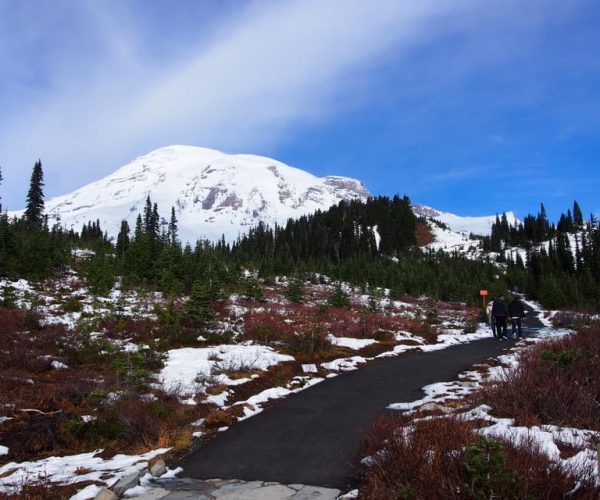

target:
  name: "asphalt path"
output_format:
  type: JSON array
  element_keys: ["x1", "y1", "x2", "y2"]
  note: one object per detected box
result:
[{"x1": 179, "y1": 301, "x2": 545, "y2": 489}]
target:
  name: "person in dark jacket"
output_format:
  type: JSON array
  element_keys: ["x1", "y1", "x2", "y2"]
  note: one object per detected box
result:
[
  {"x1": 492, "y1": 295, "x2": 509, "y2": 340},
  {"x1": 508, "y1": 296, "x2": 526, "y2": 339}
]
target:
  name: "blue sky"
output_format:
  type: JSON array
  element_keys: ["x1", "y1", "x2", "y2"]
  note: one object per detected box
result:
[{"x1": 1, "y1": 0, "x2": 599, "y2": 222}]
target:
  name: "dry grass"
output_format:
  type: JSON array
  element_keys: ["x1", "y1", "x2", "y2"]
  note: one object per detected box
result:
[{"x1": 0, "y1": 481, "x2": 86, "y2": 499}]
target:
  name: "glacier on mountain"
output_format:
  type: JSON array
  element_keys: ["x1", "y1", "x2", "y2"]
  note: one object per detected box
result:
[
  {"x1": 36, "y1": 145, "x2": 370, "y2": 244},
  {"x1": 9, "y1": 146, "x2": 518, "y2": 247}
]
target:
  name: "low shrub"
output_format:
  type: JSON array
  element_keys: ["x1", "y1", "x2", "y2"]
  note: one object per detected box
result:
[
  {"x1": 551, "y1": 311, "x2": 598, "y2": 329},
  {"x1": 243, "y1": 310, "x2": 292, "y2": 344},
  {"x1": 406, "y1": 320, "x2": 438, "y2": 343},
  {"x1": 462, "y1": 315, "x2": 480, "y2": 334},
  {"x1": 0, "y1": 306, "x2": 25, "y2": 333},
  {"x1": 61, "y1": 296, "x2": 83, "y2": 313},
  {"x1": 357, "y1": 415, "x2": 599, "y2": 499},
  {"x1": 203, "y1": 408, "x2": 237, "y2": 429},
  {"x1": 61, "y1": 390, "x2": 199, "y2": 450},
  {"x1": 476, "y1": 325, "x2": 600, "y2": 430},
  {"x1": 283, "y1": 325, "x2": 331, "y2": 354}
]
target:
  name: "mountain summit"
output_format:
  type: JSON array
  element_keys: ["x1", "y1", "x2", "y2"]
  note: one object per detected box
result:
[{"x1": 42, "y1": 145, "x2": 371, "y2": 243}]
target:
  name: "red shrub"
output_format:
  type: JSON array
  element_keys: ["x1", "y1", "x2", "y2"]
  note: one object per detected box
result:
[
  {"x1": 358, "y1": 414, "x2": 599, "y2": 499},
  {"x1": 476, "y1": 325, "x2": 600, "y2": 430},
  {"x1": 243, "y1": 309, "x2": 294, "y2": 344},
  {"x1": 0, "y1": 307, "x2": 26, "y2": 334}
]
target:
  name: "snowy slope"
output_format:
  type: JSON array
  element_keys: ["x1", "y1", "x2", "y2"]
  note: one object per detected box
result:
[
  {"x1": 412, "y1": 203, "x2": 519, "y2": 236},
  {"x1": 425, "y1": 225, "x2": 483, "y2": 257},
  {"x1": 23, "y1": 146, "x2": 370, "y2": 243}
]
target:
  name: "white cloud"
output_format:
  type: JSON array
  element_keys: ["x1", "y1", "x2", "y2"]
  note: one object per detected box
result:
[{"x1": 0, "y1": 0, "x2": 509, "y2": 207}]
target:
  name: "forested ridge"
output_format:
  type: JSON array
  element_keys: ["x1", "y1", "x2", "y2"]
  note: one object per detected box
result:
[
  {"x1": 1, "y1": 161, "x2": 599, "y2": 310},
  {"x1": 485, "y1": 202, "x2": 600, "y2": 309}
]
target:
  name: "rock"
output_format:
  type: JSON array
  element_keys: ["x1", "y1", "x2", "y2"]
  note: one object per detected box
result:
[
  {"x1": 212, "y1": 480, "x2": 264, "y2": 497},
  {"x1": 150, "y1": 459, "x2": 167, "y2": 477},
  {"x1": 293, "y1": 485, "x2": 341, "y2": 499},
  {"x1": 94, "y1": 489, "x2": 118, "y2": 500},
  {"x1": 218, "y1": 484, "x2": 296, "y2": 499},
  {"x1": 111, "y1": 470, "x2": 142, "y2": 497}
]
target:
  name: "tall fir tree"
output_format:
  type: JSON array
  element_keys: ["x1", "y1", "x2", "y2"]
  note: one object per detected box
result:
[
  {"x1": 168, "y1": 206, "x2": 178, "y2": 245},
  {"x1": 24, "y1": 160, "x2": 45, "y2": 227},
  {"x1": 0, "y1": 165, "x2": 3, "y2": 212},
  {"x1": 116, "y1": 220, "x2": 130, "y2": 261},
  {"x1": 573, "y1": 200, "x2": 584, "y2": 228}
]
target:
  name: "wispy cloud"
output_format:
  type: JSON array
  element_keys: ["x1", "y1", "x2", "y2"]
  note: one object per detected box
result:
[{"x1": 0, "y1": 0, "x2": 505, "y2": 207}]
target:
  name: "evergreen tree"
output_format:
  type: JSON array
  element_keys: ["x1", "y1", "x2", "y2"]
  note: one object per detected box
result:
[
  {"x1": 168, "y1": 206, "x2": 178, "y2": 245},
  {"x1": 536, "y1": 203, "x2": 550, "y2": 241},
  {"x1": 0, "y1": 165, "x2": 3, "y2": 212},
  {"x1": 24, "y1": 160, "x2": 45, "y2": 227},
  {"x1": 327, "y1": 282, "x2": 351, "y2": 309},
  {"x1": 573, "y1": 200, "x2": 584, "y2": 228},
  {"x1": 184, "y1": 280, "x2": 215, "y2": 329},
  {"x1": 284, "y1": 276, "x2": 304, "y2": 304},
  {"x1": 143, "y1": 196, "x2": 152, "y2": 234},
  {"x1": 116, "y1": 220, "x2": 130, "y2": 261},
  {"x1": 243, "y1": 276, "x2": 265, "y2": 302}
]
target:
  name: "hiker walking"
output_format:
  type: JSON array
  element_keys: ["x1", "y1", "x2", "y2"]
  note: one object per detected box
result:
[
  {"x1": 492, "y1": 295, "x2": 509, "y2": 340},
  {"x1": 508, "y1": 295, "x2": 526, "y2": 339},
  {"x1": 486, "y1": 297, "x2": 496, "y2": 338}
]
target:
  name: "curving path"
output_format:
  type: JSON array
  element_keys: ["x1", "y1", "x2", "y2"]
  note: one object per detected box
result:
[{"x1": 178, "y1": 303, "x2": 545, "y2": 490}]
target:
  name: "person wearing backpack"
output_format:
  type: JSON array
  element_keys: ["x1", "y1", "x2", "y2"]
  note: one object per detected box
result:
[{"x1": 492, "y1": 295, "x2": 509, "y2": 340}]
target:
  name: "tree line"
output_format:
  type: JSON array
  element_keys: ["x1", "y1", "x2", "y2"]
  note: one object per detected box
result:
[
  {"x1": 484, "y1": 202, "x2": 600, "y2": 310},
  {"x1": 1, "y1": 160, "x2": 598, "y2": 311}
]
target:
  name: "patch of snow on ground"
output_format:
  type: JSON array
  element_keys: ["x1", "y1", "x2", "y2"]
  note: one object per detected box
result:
[
  {"x1": 158, "y1": 344, "x2": 294, "y2": 399},
  {"x1": 0, "y1": 448, "x2": 169, "y2": 496},
  {"x1": 234, "y1": 378, "x2": 324, "y2": 421},
  {"x1": 321, "y1": 356, "x2": 368, "y2": 371},
  {"x1": 328, "y1": 335, "x2": 377, "y2": 349}
]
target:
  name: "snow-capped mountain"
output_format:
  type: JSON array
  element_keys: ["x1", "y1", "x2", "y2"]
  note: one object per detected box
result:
[
  {"x1": 412, "y1": 203, "x2": 520, "y2": 236},
  {"x1": 37, "y1": 145, "x2": 371, "y2": 243}
]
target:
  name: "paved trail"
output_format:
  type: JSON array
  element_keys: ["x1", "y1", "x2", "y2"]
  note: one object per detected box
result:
[{"x1": 179, "y1": 301, "x2": 544, "y2": 490}]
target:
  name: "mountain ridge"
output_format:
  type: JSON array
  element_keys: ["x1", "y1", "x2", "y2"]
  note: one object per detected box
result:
[
  {"x1": 21, "y1": 145, "x2": 370, "y2": 244},
  {"x1": 10, "y1": 145, "x2": 517, "y2": 245}
]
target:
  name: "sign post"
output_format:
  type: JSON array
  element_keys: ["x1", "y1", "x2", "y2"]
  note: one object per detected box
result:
[{"x1": 479, "y1": 289, "x2": 488, "y2": 310}]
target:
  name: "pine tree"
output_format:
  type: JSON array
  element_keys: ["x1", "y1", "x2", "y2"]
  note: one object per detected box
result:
[
  {"x1": 184, "y1": 280, "x2": 215, "y2": 329},
  {"x1": 573, "y1": 200, "x2": 584, "y2": 228},
  {"x1": 0, "y1": 165, "x2": 3, "y2": 212},
  {"x1": 168, "y1": 206, "x2": 178, "y2": 245},
  {"x1": 243, "y1": 276, "x2": 265, "y2": 302},
  {"x1": 536, "y1": 203, "x2": 549, "y2": 241},
  {"x1": 24, "y1": 160, "x2": 45, "y2": 227},
  {"x1": 143, "y1": 196, "x2": 152, "y2": 234},
  {"x1": 285, "y1": 276, "x2": 304, "y2": 304},
  {"x1": 116, "y1": 220, "x2": 130, "y2": 261},
  {"x1": 327, "y1": 282, "x2": 351, "y2": 309}
]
